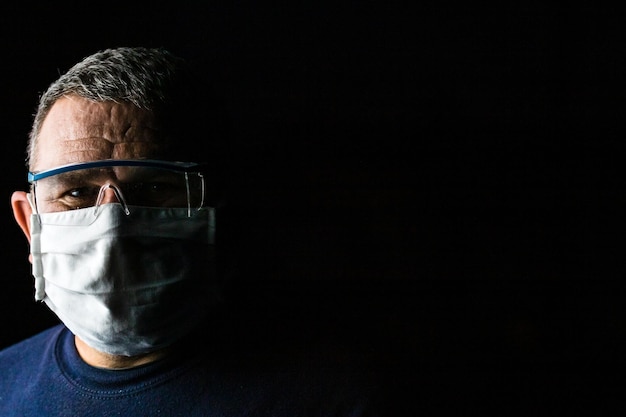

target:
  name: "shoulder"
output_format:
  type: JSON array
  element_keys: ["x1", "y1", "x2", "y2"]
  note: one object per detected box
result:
[
  {"x1": 0, "y1": 325, "x2": 67, "y2": 413},
  {"x1": 0, "y1": 324, "x2": 65, "y2": 381}
]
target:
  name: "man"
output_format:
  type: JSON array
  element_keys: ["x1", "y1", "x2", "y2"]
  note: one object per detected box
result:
[{"x1": 0, "y1": 47, "x2": 379, "y2": 416}]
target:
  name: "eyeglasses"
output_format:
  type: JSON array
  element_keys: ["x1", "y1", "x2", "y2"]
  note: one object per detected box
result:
[{"x1": 28, "y1": 159, "x2": 207, "y2": 216}]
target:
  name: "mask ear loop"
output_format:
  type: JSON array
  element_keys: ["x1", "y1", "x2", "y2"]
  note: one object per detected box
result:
[
  {"x1": 94, "y1": 183, "x2": 131, "y2": 216},
  {"x1": 26, "y1": 191, "x2": 42, "y2": 227},
  {"x1": 26, "y1": 188, "x2": 38, "y2": 213},
  {"x1": 199, "y1": 173, "x2": 206, "y2": 209},
  {"x1": 184, "y1": 172, "x2": 191, "y2": 217},
  {"x1": 183, "y1": 172, "x2": 206, "y2": 217}
]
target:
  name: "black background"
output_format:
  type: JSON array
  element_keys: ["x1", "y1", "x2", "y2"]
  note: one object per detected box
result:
[{"x1": 1, "y1": 4, "x2": 626, "y2": 414}]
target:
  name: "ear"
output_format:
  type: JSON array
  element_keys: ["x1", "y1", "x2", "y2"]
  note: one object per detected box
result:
[{"x1": 11, "y1": 191, "x2": 33, "y2": 243}]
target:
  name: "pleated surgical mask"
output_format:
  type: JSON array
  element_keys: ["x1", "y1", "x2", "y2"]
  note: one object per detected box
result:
[{"x1": 28, "y1": 201, "x2": 217, "y2": 356}]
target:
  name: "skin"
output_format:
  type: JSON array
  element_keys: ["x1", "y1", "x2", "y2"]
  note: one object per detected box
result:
[{"x1": 11, "y1": 94, "x2": 174, "y2": 369}]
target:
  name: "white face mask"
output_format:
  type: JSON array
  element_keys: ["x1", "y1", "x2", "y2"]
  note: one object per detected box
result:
[{"x1": 28, "y1": 201, "x2": 217, "y2": 356}]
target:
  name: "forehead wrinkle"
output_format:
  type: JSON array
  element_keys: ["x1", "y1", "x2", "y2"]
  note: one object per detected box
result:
[
  {"x1": 53, "y1": 137, "x2": 114, "y2": 165},
  {"x1": 111, "y1": 141, "x2": 169, "y2": 159},
  {"x1": 107, "y1": 103, "x2": 160, "y2": 142},
  {"x1": 32, "y1": 96, "x2": 168, "y2": 171},
  {"x1": 50, "y1": 96, "x2": 159, "y2": 144},
  {"x1": 62, "y1": 137, "x2": 115, "y2": 152}
]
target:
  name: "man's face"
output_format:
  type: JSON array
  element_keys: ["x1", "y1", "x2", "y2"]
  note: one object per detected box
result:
[
  {"x1": 32, "y1": 94, "x2": 167, "y2": 173},
  {"x1": 11, "y1": 95, "x2": 172, "y2": 256}
]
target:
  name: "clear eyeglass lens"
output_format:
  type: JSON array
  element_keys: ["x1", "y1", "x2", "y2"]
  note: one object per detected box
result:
[{"x1": 32, "y1": 165, "x2": 205, "y2": 214}]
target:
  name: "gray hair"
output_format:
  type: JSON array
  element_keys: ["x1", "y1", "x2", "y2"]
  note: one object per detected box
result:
[{"x1": 27, "y1": 46, "x2": 228, "y2": 171}]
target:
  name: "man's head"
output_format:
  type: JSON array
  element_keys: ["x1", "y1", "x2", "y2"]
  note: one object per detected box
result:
[
  {"x1": 10, "y1": 47, "x2": 226, "y2": 364},
  {"x1": 14, "y1": 46, "x2": 229, "y2": 238}
]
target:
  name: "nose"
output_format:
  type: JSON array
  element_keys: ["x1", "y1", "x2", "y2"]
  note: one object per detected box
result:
[{"x1": 95, "y1": 183, "x2": 131, "y2": 215}]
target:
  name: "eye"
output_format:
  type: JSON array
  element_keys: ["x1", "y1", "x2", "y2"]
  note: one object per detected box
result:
[
  {"x1": 120, "y1": 180, "x2": 187, "y2": 207},
  {"x1": 64, "y1": 186, "x2": 101, "y2": 203},
  {"x1": 67, "y1": 187, "x2": 97, "y2": 198},
  {"x1": 128, "y1": 181, "x2": 171, "y2": 193},
  {"x1": 38, "y1": 185, "x2": 102, "y2": 210}
]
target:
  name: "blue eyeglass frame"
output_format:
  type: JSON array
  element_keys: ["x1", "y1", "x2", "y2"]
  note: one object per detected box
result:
[{"x1": 28, "y1": 159, "x2": 206, "y2": 183}]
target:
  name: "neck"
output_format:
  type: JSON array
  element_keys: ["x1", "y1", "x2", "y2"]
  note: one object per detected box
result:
[{"x1": 74, "y1": 336, "x2": 170, "y2": 369}]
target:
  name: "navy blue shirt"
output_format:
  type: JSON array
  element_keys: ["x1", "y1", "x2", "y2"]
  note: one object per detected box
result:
[{"x1": 0, "y1": 324, "x2": 379, "y2": 416}]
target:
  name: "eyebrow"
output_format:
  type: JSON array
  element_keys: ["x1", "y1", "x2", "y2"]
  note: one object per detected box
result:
[{"x1": 44, "y1": 168, "x2": 114, "y2": 185}]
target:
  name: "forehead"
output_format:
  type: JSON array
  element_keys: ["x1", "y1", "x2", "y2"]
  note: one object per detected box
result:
[{"x1": 32, "y1": 95, "x2": 168, "y2": 172}]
